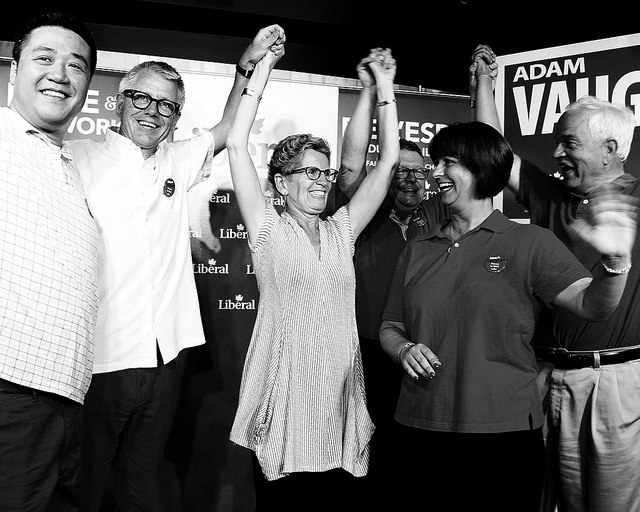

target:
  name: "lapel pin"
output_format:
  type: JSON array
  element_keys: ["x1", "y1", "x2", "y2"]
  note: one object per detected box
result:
[{"x1": 163, "y1": 178, "x2": 175, "y2": 197}]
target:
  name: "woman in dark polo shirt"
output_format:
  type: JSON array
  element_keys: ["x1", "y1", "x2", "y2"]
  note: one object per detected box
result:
[{"x1": 379, "y1": 121, "x2": 637, "y2": 511}]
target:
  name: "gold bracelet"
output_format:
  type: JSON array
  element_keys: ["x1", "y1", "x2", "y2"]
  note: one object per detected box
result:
[
  {"x1": 600, "y1": 258, "x2": 632, "y2": 274},
  {"x1": 377, "y1": 98, "x2": 396, "y2": 107}
]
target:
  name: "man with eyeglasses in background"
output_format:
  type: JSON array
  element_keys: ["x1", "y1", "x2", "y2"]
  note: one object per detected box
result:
[
  {"x1": 69, "y1": 25, "x2": 285, "y2": 511},
  {"x1": 335, "y1": 48, "x2": 449, "y2": 510}
]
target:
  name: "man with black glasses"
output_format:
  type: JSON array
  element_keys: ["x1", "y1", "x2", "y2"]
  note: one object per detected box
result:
[
  {"x1": 69, "y1": 26, "x2": 285, "y2": 511},
  {"x1": 335, "y1": 48, "x2": 449, "y2": 510}
]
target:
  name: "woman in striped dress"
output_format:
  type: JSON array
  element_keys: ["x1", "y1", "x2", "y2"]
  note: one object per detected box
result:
[{"x1": 226, "y1": 43, "x2": 400, "y2": 511}]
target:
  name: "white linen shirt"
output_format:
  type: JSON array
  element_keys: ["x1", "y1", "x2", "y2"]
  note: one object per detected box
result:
[
  {"x1": 70, "y1": 128, "x2": 213, "y2": 373},
  {"x1": 0, "y1": 107, "x2": 99, "y2": 403}
]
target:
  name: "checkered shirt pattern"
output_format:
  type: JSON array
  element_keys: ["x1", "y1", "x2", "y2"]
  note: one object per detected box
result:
[{"x1": 0, "y1": 108, "x2": 99, "y2": 403}]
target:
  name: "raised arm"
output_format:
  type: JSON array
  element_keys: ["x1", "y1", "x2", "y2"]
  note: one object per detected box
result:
[
  {"x1": 470, "y1": 44, "x2": 522, "y2": 195},
  {"x1": 225, "y1": 41, "x2": 284, "y2": 242},
  {"x1": 469, "y1": 44, "x2": 499, "y2": 127},
  {"x1": 210, "y1": 24, "x2": 285, "y2": 155},
  {"x1": 347, "y1": 50, "x2": 400, "y2": 239},
  {"x1": 338, "y1": 50, "x2": 379, "y2": 199},
  {"x1": 551, "y1": 188, "x2": 637, "y2": 319}
]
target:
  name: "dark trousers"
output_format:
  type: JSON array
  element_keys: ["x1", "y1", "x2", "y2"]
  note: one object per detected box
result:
[
  {"x1": 252, "y1": 454, "x2": 359, "y2": 512},
  {"x1": 356, "y1": 338, "x2": 405, "y2": 509},
  {"x1": 80, "y1": 360, "x2": 178, "y2": 512},
  {"x1": 0, "y1": 378, "x2": 83, "y2": 512},
  {"x1": 397, "y1": 424, "x2": 545, "y2": 512}
]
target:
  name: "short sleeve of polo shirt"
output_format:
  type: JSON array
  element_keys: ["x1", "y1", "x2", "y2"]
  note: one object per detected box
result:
[
  {"x1": 381, "y1": 241, "x2": 413, "y2": 324},
  {"x1": 525, "y1": 224, "x2": 591, "y2": 306},
  {"x1": 517, "y1": 158, "x2": 560, "y2": 212},
  {"x1": 171, "y1": 131, "x2": 215, "y2": 189}
]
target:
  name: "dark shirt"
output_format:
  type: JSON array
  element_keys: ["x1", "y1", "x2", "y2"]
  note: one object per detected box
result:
[
  {"x1": 354, "y1": 195, "x2": 448, "y2": 339},
  {"x1": 383, "y1": 210, "x2": 589, "y2": 432},
  {"x1": 518, "y1": 159, "x2": 640, "y2": 350}
]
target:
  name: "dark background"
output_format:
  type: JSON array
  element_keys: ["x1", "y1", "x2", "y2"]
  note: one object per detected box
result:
[{"x1": 5, "y1": 0, "x2": 640, "y2": 95}]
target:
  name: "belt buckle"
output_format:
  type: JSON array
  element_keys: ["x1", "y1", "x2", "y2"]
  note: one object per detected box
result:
[
  {"x1": 563, "y1": 349, "x2": 587, "y2": 369},
  {"x1": 553, "y1": 348, "x2": 570, "y2": 367}
]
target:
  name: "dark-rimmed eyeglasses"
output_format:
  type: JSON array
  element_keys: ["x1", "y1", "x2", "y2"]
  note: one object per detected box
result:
[
  {"x1": 394, "y1": 167, "x2": 428, "y2": 180},
  {"x1": 287, "y1": 166, "x2": 339, "y2": 182},
  {"x1": 121, "y1": 89, "x2": 181, "y2": 117}
]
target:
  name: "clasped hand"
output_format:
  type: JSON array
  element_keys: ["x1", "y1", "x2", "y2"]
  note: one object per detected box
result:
[{"x1": 356, "y1": 47, "x2": 396, "y2": 87}]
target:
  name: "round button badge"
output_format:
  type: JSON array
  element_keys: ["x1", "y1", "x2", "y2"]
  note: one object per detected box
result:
[
  {"x1": 484, "y1": 255, "x2": 506, "y2": 273},
  {"x1": 163, "y1": 178, "x2": 175, "y2": 197}
]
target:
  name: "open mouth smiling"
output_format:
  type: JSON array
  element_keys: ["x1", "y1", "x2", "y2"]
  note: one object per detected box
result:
[
  {"x1": 558, "y1": 162, "x2": 576, "y2": 178},
  {"x1": 437, "y1": 181, "x2": 454, "y2": 192},
  {"x1": 42, "y1": 89, "x2": 67, "y2": 99},
  {"x1": 138, "y1": 120, "x2": 159, "y2": 129}
]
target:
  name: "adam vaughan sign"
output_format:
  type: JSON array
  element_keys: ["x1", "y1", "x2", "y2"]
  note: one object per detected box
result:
[{"x1": 496, "y1": 33, "x2": 640, "y2": 220}]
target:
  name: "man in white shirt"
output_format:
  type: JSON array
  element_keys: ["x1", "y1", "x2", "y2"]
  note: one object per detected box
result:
[
  {"x1": 0, "y1": 11, "x2": 99, "y2": 511},
  {"x1": 70, "y1": 25, "x2": 285, "y2": 511}
]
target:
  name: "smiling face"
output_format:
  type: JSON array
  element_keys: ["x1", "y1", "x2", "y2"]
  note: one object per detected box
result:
[
  {"x1": 389, "y1": 148, "x2": 427, "y2": 218},
  {"x1": 116, "y1": 69, "x2": 181, "y2": 157},
  {"x1": 432, "y1": 156, "x2": 477, "y2": 212},
  {"x1": 553, "y1": 109, "x2": 612, "y2": 195},
  {"x1": 276, "y1": 149, "x2": 332, "y2": 217},
  {"x1": 10, "y1": 26, "x2": 92, "y2": 145}
]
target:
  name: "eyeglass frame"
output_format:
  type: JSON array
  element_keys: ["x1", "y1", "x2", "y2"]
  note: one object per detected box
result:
[
  {"x1": 121, "y1": 89, "x2": 182, "y2": 117},
  {"x1": 286, "y1": 166, "x2": 339, "y2": 183},
  {"x1": 394, "y1": 167, "x2": 428, "y2": 180}
]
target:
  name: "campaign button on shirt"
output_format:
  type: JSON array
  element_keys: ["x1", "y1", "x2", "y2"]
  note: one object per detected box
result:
[
  {"x1": 163, "y1": 178, "x2": 175, "y2": 197},
  {"x1": 484, "y1": 255, "x2": 506, "y2": 273}
]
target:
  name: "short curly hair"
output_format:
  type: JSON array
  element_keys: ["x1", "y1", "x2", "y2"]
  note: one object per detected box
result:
[{"x1": 267, "y1": 134, "x2": 331, "y2": 186}]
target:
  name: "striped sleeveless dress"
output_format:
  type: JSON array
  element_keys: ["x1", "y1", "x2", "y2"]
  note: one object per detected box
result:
[{"x1": 230, "y1": 203, "x2": 374, "y2": 481}]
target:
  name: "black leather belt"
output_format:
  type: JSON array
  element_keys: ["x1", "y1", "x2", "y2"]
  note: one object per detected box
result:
[{"x1": 534, "y1": 345, "x2": 640, "y2": 370}]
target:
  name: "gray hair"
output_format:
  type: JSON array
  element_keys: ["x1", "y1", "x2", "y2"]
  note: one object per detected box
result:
[
  {"x1": 118, "y1": 61, "x2": 186, "y2": 106},
  {"x1": 564, "y1": 96, "x2": 637, "y2": 162}
]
